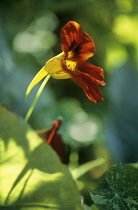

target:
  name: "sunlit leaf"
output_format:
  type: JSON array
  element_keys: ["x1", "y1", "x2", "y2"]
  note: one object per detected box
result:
[{"x1": 0, "y1": 106, "x2": 82, "y2": 209}]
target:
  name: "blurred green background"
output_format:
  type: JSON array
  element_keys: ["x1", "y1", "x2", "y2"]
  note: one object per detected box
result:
[{"x1": 0, "y1": 0, "x2": 138, "y2": 166}]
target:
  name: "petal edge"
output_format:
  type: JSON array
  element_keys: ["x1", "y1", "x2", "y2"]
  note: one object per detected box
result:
[{"x1": 60, "y1": 21, "x2": 83, "y2": 54}]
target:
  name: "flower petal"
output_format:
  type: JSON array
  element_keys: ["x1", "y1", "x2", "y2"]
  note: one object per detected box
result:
[
  {"x1": 37, "y1": 118, "x2": 65, "y2": 163},
  {"x1": 62, "y1": 61, "x2": 104, "y2": 103},
  {"x1": 78, "y1": 61, "x2": 106, "y2": 85},
  {"x1": 45, "y1": 52, "x2": 71, "y2": 79},
  {"x1": 72, "y1": 72, "x2": 104, "y2": 103},
  {"x1": 72, "y1": 32, "x2": 95, "y2": 61},
  {"x1": 60, "y1": 21, "x2": 83, "y2": 54}
]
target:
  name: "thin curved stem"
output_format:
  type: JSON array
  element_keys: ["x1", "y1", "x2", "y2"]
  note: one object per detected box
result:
[{"x1": 25, "y1": 74, "x2": 51, "y2": 122}]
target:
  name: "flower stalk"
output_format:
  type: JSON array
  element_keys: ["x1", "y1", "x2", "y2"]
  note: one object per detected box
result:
[{"x1": 25, "y1": 74, "x2": 50, "y2": 122}]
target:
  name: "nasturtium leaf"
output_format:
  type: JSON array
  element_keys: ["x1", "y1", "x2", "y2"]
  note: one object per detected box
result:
[
  {"x1": 0, "y1": 106, "x2": 82, "y2": 209},
  {"x1": 90, "y1": 163, "x2": 138, "y2": 210}
]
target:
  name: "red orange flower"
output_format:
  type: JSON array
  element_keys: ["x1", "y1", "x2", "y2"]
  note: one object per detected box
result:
[
  {"x1": 38, "y1": 118, "x2": 65, "y2": 163},
  {"x1": 26, "y1": 21, "x2": 105, "y2": 103},
  {"x1": 60, "y1": 21, "x2": 105, "y2": 103}
]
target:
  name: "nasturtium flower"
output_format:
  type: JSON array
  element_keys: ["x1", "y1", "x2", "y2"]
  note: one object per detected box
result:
[
  {"x1": 26, "y1": 21, "x2": 105, "y2": 104},
  {"x1": 38, "y1": 118, "x2": 64, "y2": 163}
]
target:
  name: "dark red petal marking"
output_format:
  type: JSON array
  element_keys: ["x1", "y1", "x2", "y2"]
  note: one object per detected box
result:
[
  {"x1": 60, "y1": 21, "x2": 83, "y2": 54},
  {"x1": 71, "y1": 72, "x2": 104, "y2": 103},
  {"x1": 72, "y1": 32, "x2": 95, "y2": 61},
  {"x1": 62, "y1": 61, "x2": 104, "y2": 103},
  {"x1": 78, "y1": 61, "x2": 106, "y2": 85}
]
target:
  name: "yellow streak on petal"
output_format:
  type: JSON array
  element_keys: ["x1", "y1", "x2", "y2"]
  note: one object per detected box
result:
[
  {"x1": 25, "y1": 66, "x2": 48, "y2": 99},
  {"x1": 51, "y1": 71, "x2": 71, "y2": 79}
]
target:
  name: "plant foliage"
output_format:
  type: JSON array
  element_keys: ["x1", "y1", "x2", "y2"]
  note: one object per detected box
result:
[
  {"x1": 0, "y1": 107, "x2": 82, "y2": 210},
  {"x1": 90, "y1": 163, "x2": 138, "y2": 210}
]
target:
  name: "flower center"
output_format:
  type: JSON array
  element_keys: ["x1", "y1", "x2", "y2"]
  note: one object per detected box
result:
[
  {"x1": 67, "y1": 51, "x2": 74, "y2": 59},
  {"x1": 65, "y1": 60, "x2": 77, "y2": 72}
]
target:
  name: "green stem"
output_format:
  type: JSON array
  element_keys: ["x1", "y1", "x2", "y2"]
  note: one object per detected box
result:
[
  {"x1": 25, "y1": 74, "x2": 51, "y2": 122},
  {"x1": 71, "y1": 158, "x2": 105, "y2": 180}
]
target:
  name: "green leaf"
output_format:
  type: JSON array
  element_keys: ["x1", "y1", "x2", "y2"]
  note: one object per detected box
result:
[
  {"x1": 0, "y1": 106, "x2": 82, "y2": 209},
  {"x1": 90, "y1": 163, "x2": 138, "y2": 210}
]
